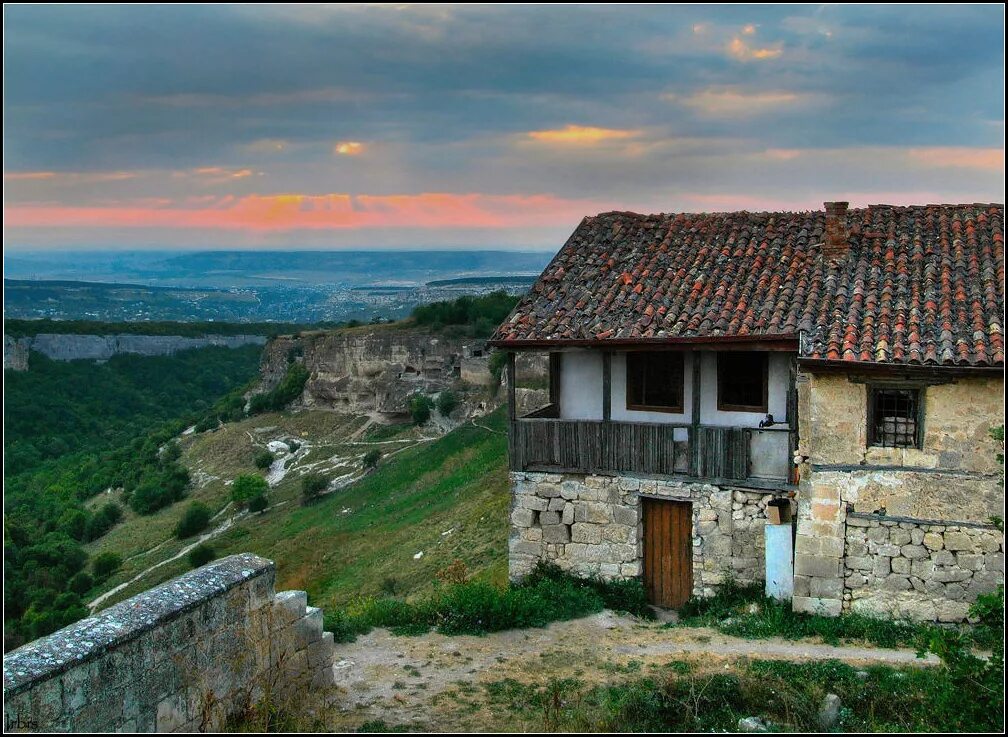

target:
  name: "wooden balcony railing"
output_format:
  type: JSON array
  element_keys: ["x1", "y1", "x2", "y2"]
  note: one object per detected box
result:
[{"x1": 509, "y1": 417, "x2": 794, "y2": 487}]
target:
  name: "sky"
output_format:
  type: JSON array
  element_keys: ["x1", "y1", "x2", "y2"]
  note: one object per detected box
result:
[{"x1": 3, "y1": 3, "x2": 1005, "y2": 251}]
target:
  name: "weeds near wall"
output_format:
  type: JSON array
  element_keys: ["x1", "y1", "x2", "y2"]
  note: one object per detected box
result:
[
  {"x1": 484, "y1": 654, "x2": 1004, "y2": 732},
  {"x1": 323, "y1": 562, "x2": 652, "y2": 643},
  {"x1": 673, "y1": 579, "x2": 992, "y2": 649}
]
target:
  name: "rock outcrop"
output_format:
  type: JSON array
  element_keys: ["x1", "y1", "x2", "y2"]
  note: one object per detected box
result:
[
  {"x1": 3, "y1": 333, "x2": 267, "y2": 370},
  {"x1": 259, "y1": 329, "x2": 495, "y2": 415}
]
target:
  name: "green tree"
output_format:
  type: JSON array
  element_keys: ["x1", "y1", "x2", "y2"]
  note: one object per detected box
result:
[
  {"x1": 231, "y1": 474, "x2": 269, "y2": 507},
  {"x1": 409, "y1": 394, "x2": 433, "y2": 425}
]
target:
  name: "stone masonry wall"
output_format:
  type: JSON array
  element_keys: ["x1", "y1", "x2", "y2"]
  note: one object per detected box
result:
[
  {"x1": 2, "y1": 554, "x2": 335, "y2": 732},
  {"x1": 509, "y1": 471, "x2": 785, "y2": 597},
  {"x1": 793, "y1": 369, "x2": 1005, "y2": 619},
  {"x1": 844, "y1": 513, "x2": 1004, "y2": 622}
]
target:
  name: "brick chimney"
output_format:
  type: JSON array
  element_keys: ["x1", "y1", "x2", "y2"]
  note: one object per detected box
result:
[{"x1": 823, "y1": 201, "x2": 850, "y2": 261}]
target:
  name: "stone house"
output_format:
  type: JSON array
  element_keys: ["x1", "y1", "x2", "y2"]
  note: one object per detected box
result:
[{"x1": 489, "y1": 202, "x2": 1005, "y2": 621}]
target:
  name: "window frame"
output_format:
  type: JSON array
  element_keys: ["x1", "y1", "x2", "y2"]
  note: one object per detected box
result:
[
  {"x1": 716, "y1": 352, "x2": 769, "y2": 413},
  {"x1": 624, "y1": 351, "x2": 685, "y2": 414},
  {"x1": 866, "y1": 384, "x2": 925, "y2": 449}
]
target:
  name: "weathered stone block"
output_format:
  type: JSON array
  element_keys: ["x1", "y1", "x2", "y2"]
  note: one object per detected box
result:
[
  {"x1": 511, "y1": 507, "x2": 535, "y2": 527},
  {"x1": 943, "y1": 531, "x2": 977, "y2": 552},
  {"x1": 540, "y1": 511, "x2": 561, "y2": 526},
  {"x1": 541, "y1": 524, "x2": 571, "y2": 544},
  {"x1": 571, "y1": 523, "x2": 602, "y2": 544}
]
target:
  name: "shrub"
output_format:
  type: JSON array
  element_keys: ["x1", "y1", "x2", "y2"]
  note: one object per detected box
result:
[
  {"x1": 301, "y1": 474, "x2": 329, "y2": 504},
  {"x1": 248, "y1": 364, "x2": 309, "y2": 414},
  {"x1": 253, "y1": 449, "x2": 275, "y2": 470},
  {"x1": 287, "y1": 439, "x2": 301, "y2": 453},
  {"x1": 322, "y1": 562, "x2": 652, "y2": 643},
  {"x1": 231, "y1": 474, "x2": 268, "y2": 507},
  {"x1": 409, "y1": 394, "x2": 433, "y2": 425},
  {"x1": 174, "y1": 502, "x2": 212, "y2": 539},
  {"x1": 188, "y1": 543, "x2": 216, "y2": 568},
  {"x1": 248, "y1": 494, "x2": 268, "y2": 514},
  {"x1": 436, "y1": 390, "x2": 459, "y2": 416},
  {"x1": 922, "y1": 585, "x2": 1004, "y2": 730},
  {"x1": 195, "y1": 415, "x2": 219, "y2": 433},
  {"x1": 92, "y1": 551, "x2": 122, "y2": 581},
  {"x1": 363, "y1": 449, "x2": 381, "y2": 469}
]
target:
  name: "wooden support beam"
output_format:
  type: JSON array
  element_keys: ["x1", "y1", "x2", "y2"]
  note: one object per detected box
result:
[
  {"x1": 549, "y1": 352, "x2": 561, "y2": 408},
  {"x1": 506, "y1": 352, "x2": 516, "y2": 421},
  {"x1": 690, "y1": 351, "x2": 702, "y2": 476},
  {"x1": 602, "y1": 351, "x2": 612, "y2": 422}
]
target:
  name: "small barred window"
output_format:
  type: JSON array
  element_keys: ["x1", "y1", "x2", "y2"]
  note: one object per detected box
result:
[{"x1": 868, "y1": 387, "x2": 922, "y2": 448}]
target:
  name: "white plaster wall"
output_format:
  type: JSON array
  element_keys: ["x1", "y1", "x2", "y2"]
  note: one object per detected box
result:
[
  {"x1": 559, "y1": 351, "x2": 603, "y2": 419},
  {"x1": 557, "y1": 349, "x2": 791, "y2": 428},
  {"x1": 699, "y1": 352, "x2": 789, "y2": 427}
]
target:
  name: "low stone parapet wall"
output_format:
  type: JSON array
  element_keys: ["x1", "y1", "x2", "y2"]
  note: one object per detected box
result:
[
  {"x1": 2, "y1": 553, "x2": 335, "y2": 732},
  {"x1": 843, "y1": 513, "x2": 1004, "y2": 622}
]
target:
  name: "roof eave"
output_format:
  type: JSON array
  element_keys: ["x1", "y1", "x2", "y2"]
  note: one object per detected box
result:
[{"x1": 796, "y1": 357, "x2": 1004, "y2": 375}]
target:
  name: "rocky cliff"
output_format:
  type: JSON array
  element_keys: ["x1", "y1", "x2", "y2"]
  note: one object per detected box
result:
[
  {"x1": 3, "y1": 333, "x2": 268, "y2": 370},
  {"x1": 259, "y1": 328, "x2": 495, "y2": 415}
]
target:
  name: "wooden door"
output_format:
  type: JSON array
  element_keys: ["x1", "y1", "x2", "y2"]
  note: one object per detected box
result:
[{"x1": 642, "y1": 498, "x2": 693, "y2": 608}]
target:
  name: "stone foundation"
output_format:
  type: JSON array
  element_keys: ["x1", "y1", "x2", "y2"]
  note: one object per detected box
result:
[
  {"x1": 509, "y1": 471, "x2": 786, "y2": 597},
  {"x1": 2, "y1": 554, "x2": 335, "y2": 732},
  {"x1": 843, "y1": 513, "x2": 1004, "y2": 622}
]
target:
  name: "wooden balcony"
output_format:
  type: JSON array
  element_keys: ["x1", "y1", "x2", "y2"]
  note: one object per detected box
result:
[{"x1": 509, "y1": 417, "x2": 795, "y2": 489}]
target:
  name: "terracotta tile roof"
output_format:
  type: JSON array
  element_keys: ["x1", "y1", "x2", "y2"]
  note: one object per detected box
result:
[{"x1": 491, "y1": 203, "x2": 1005, "y2": 368}]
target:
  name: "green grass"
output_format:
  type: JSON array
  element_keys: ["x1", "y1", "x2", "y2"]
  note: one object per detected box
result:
[
  {"x1": 89, "y1": 408, "x2": 514, "y2": 613},
  {"x1": 672, "y1": 579, "x2": 992, "y2": 649},
  {"x1": 484, "y1": 657, "x2": 1003, "y2": 732},
  {"x1": 322, "y1": 562, "x2": 653, "y2": 643}
]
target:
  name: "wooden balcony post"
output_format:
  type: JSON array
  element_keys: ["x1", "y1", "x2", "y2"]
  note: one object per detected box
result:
[
  {"x1": 602, "y1": 351, "x2": 612, "y2": 422},
  {"x1": 690, "y1": 351, "x2": 702, "y2": 476},
  {"x1": 548, "y1": 353, "x2": 561, "y2": 406}
]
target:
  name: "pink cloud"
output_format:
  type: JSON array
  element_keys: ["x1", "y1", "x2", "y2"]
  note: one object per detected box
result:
[{"x1": 4, "y1": 192, "x2": 622, "y2": 232}]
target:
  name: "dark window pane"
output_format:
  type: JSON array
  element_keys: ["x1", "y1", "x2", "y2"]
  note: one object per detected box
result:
[
  {"x1": 717, "y1": 353, "x2": 768, "y2": 412},
  {"x1": 626, "y1": 352, "x2": 684, "y2": 412},
  {"x1": 870, "y1": 388, "x2": 920, "y2": 448}
]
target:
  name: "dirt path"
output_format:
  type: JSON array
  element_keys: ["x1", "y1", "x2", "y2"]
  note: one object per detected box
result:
[{"x1": 324, "y1": 611, "x2": 938, "y2": 731}]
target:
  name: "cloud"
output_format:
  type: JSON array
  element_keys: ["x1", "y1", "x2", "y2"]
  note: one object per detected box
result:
[
  {"x1": 4, "y1": 170, "x2": 138, "y2": 183},
  {"x1": 726, "y1": 36, "x2": 782, "y2": 61},
  {"x1": 907, "y1": 147, "x2": 1004, "y2": 171},
  {"x1": 526, "y1": 125, "x2": 641, "y2": 145},
  {"x1": 3, "y1": 191, "x2": 625, "y2": 232},
  {"x1": 334, "y1": 141, "x2": 365, "y2": 156},
  {"x1": 666, "y1": 88, "x2": 807, "y2": 116}
]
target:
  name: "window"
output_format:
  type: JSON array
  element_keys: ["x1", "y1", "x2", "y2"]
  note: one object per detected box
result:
[
  {"x1": 717, "y1": 352, "x2": 768, "y2": 412},
  {"x1": 868, "y1": 387, "x2": 922, "y2": 448},
  {"x1": 626, "y1": 351, "x2": 684, "y2": 413}
]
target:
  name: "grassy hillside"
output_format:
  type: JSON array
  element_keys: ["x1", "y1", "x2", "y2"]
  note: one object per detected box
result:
[{"x1": 87, "y1": 408, "x2": 511, "y2": 613}]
